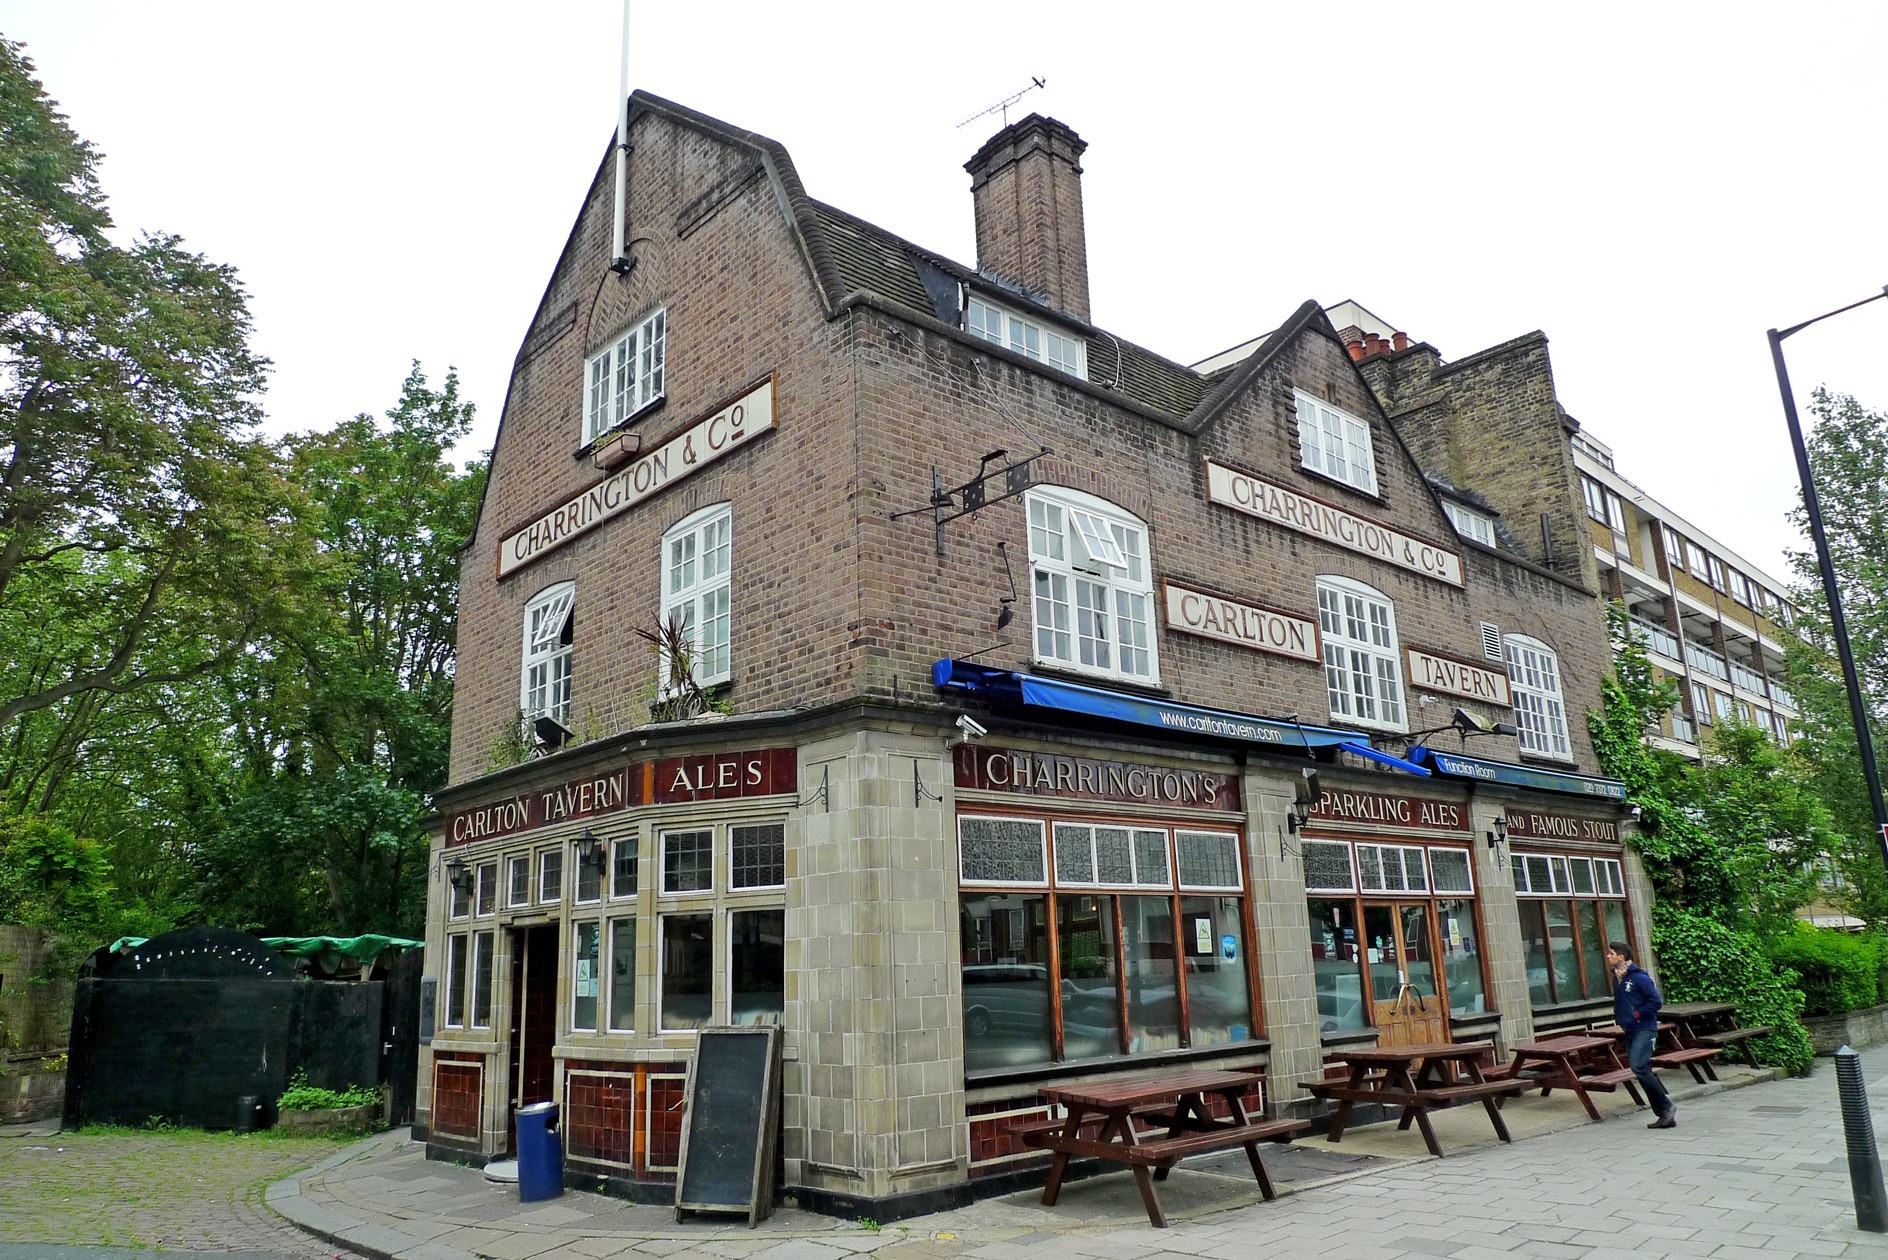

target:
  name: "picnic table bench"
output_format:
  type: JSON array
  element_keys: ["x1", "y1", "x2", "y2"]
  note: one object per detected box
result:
[
  {"x1": 1302, "y1": 1041, "x2": 1526, "y2": 1158},
  {"x1": 1015, "y1": 1068, "x2": 1307, "y2": 1228},
  {"x1": 1662, "y1": 1001, "x2": 1773, "y2": 1068},
  {"x1": 1591, "y1": 1021, "x2": 1723, "y2": 1083},
  {"x1": 1493, "y1": 1034, "x2": 1645, "y2": 1121}
]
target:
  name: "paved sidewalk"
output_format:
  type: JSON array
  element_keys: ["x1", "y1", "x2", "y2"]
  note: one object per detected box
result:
[{"x1": 267, "y1": 1062, "x2": 1888, "y2": 1260}]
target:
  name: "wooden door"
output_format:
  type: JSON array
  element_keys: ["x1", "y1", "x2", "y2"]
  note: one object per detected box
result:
[
  {"x1": 1363, "y1": 902, "x2": 1449, "y2": 1047},
  {"x1": 506, "y1": 924, "x2": 559, "y2": 1152}
]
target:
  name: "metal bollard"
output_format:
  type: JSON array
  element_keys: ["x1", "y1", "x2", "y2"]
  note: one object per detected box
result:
[{"x1": 1835, "y1": 1046, "x2": 1887, "y2": 1232}]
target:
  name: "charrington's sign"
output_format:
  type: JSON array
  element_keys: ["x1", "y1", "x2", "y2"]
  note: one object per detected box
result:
[
  {"x1": 1503, "y1": 808, "x2": 1620, "y2": 844},
  {"x1": 1308, "y1": 787, "x2": 1467, "y2": 834},
  {"x1": 954, "y1": 746, "x2": 1241, "y2": 811}
]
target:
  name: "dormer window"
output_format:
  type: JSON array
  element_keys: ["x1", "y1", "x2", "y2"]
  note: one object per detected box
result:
[
  {"x1": 584, "y1": 308, "x2": 666, "y2": 444},
  {"x1": 1294, "y1": 390, "x2": 1378, "y2": 495},
  {"x1": 966, "y1": 295, "x2": 1086, "y2": 379},
  {"x1": 1442, "y1": 501, "x2": 1495, "y2": 546}
]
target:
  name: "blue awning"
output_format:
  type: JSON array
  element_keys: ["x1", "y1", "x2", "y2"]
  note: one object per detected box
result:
[
  {"x1": 1339, "y1": 741, "x2": 1432, "y2": 777},
  {"x1": 1407, "y1": 746, "x2": 1628, "y2": 800},
  {"x1": 933, "y1": 659, "x2": 1362, "y2": 753}
]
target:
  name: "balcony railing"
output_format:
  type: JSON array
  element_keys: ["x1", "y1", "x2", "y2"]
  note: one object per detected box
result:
[
  {"x1": 1729, "y1": 660, "x2": 1768, "y2": 696},
  {"x1": 1630, "y1": 617, "x2": 1681, "y2": 660},
  {"x1": 1770, "y1": 681, "x2": 1796, "y2": 710},
  {"x1": 1685, "y1": 640, "x2": 1730, "y2": 683}
]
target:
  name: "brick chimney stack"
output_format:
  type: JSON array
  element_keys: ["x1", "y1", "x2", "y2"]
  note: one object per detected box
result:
[{"x1": 964, "y1": 115, "x2": 1090, "y2": 323}]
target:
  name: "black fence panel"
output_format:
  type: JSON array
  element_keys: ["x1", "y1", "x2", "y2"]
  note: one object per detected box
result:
[{"x1": 383, "y1": 948, "x2": 424, "y2": 1126}]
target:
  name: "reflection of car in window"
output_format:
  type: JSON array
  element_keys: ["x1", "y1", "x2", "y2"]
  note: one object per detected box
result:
[{"x1": 962, "y1": 964, "x2": 1052, "y2": 1037}]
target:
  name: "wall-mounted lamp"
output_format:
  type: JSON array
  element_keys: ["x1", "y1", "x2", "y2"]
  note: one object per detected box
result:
[
  {"x1": 533, "y1": 714, "x2": 573, "y2": 754},
  {"x1": 573, "y1": 828, "x2": 605, "y2": 875},
  {"x1": 1487, "y1": 816, "x2": 1508, "y2": 855},
  {"x1": 442, "y1": 854, "x2": 472, "y2": 897},
  {"x1": 1287, "y1": 769, "x2": 1322, "y2": 834}
]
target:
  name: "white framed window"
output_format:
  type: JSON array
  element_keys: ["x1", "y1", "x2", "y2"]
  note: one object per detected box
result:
[
  {"x1": 1706, "y1": 555, "x2": 1727, "y2": 593},
  {"x1": 1581, "y1": 476, "x2": 1608, "y2": 524},
  {"x1": 471, "y1": 931, "x2": 495, "y2": 1029},
  {"x1": 1316, "y1": 576, "x2": 1404, "y2": 730},
  {"x1": 1052, "y1": 823, "x2": 1171, "y2": 888},
  {"x1": 521, "y1": 582, "x2": 574, "y2": 728},
  {"x1": 474, "y1": 863, "x2": 497, "y2": 917},
  {"x1": 444, "y1": 934, "x2": 468, "y2": 1028},
  {"x1": 1505, "y1": 635, "x2": 1571, "y2": 759},
  {"x1": 447, "y1": 867, "x2": 471, "y2": 920},
  {"x1": 572, "y1": 920, "x2": 602, "y2": 1033},
  {"x1": 660, "y1": 828, "x2": 714, "y2": 895},
  {"x1": 1026, "y1": 488, "x2": 1156, "y2": 684},
  {"x1": 730, "y1": 823, "x2": 785, "y2": 890},
  {"x1": 574, "y1": 843, "x2": 603, "y2": 904},
  {"x1": 1728, "y1": 570, "x2": 1752, "y2": 606},
  {"x1": 957, "y1": 815, "x2": 1047, "y2": 886},
  {"x1": 1662, "y1": 526, "x2": 1685, "y2": 569},
  {"x1": 1715, "y1": 691, "x2": 1735, "y2": 721},
  {"x1": 1692, "y1": 682, "x2": 1714, "y2": 727},
  {"x1": 965, "y1": 295, "x2": 1087, "y2": 379},
  {"x1": 538, "y1": 848, "x2": 563, "y2": 904},
  {"x1": 1429, "y1": 847, "x2": 1475, "y2": 895},
  {"x1": 1442, "y1": 501, "x2": 1495, "y2": 546},
  {"x1": 1175, "y1": 831, "x2": 1242, "y2": 891},
  {"x1": 1356, "y1": 843, "x2": 1429, "y2": 893},
  {"x1": 507, "y1": 855, "x2": 531, "y2": 908},
  {"x1": 611, "y1": 836, "x2": 639, "y2": 900},
  {"x1": 608, "y1": 917, "x2": 637, "y2": 1032},
  {"x1": 1514, "y1": 851, "x2": 1627, "y2": 899},
  {"x1": 660, "y1": 504, "x2": 732, "y2": 688},
  {"x1": 1295, "y1": 390, "x2": 1378, "y2": 494},
  {"x1": 583, "y1": 307, "x2": 666, "y2": 443},
  {"x1": 1302, "y1": 840, "x2": 1357, "y2": 894}
]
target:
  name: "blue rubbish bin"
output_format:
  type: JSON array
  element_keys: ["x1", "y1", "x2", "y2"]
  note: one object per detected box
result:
[{"x1": 515, "y1": 1101, "x2": 564, "y2": 1202}]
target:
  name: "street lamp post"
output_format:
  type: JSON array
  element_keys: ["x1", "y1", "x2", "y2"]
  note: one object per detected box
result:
[{"x1": 1767, "y1": 287, "x2": 1888, "y2": 871}]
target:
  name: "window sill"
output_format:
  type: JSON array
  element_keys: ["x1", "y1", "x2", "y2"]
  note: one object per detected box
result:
[
  {"x1": 964, "y1": 1036, "x2": 1271, "y2": 1090},
  {"x1": 576, "y1": 395, "x2": 667, "y2": 460},
  {"x1": 1296, "y1": 463, "x2": 1385, "y2": 504},
  {"x1": 1515, "y1": 751, "x2": 1581, "y2": 771},
  {"x1": 1027, "y1": 661, "x2": 1169, "y2": 697}
]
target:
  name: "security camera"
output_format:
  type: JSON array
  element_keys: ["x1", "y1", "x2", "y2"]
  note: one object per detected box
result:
[{"x1": 955, "y1": 714, "x2": 988, "y2": 742}]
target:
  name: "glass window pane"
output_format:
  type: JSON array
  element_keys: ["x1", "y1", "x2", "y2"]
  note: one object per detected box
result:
[
  {"x1": 1053, "y1": 823, "x2": 1094, "y2": 884},
  {"x1": 1094, "y1": 827, "x2": 1134, "y2": 884},
  {"x1": 609, "y1": 918, "x2": 636, "y2": 1032},
  {"x1": 1402, "y1": 847, "x2": 1427, "y2": 892},
  {"x1": 509, "y1": 856, "x2": 530, "y2": 906},
  {"x1": 1430, "y1": 848, "x2": 1473, "y2": 894},
  {"x1": 1436, "y1": 899, "x2": 1485, "y2": 1016},
  {"x1": 1304, "y1": 841, "x2": 1354, "y2": 892},
  {"x1": 539, "y1": 850, "x2": 563, "y2": 903},
  {"x1": 662, "y1": 830, "x2": 713, "y2": 893},
  {"x1": 1399, "y1": 904, "x2": 1437, "y2": 1001},
  {"x1": 1524, "y1": 854, "x2": 1552, "y2": 892},
  {"x1": 1057, "y1": 894, "x2": 1123, "y2": 1060},
  {"x1": 446, "y1": 934, "x2": 468, "y2": 1027},
  {"x1": 730, "y1": 909, "x2": 784, "y2": 1025},
  {"x1": 1308, "y1": 898, "x2": 1365, "y2": 1033},
  {"x1": 475, "y1": 864, "x2": 496, "y2": 916},
  {"x1": 1134, "y1": 829, "x2": 1170, "y2": 886},
  {"x1": 573, "y1": 921, "x2": 600, "y2": 1031},
  {"x1": 472, "y1": 931, "x2": 495, "y2": 1028},
  {"x1": 1546, "y1": 901, "x2": 1580, "y2": 1002},
  {"x1": 1120, "y1": 895, "x2": 1180, "y2": 1052},
  {"x1": 1577, "y1": 901, "x2": 1607, "y2": 999},
  {"x1": 449, "y1": 871, "x2": 471, "y2": 919},
  {"x1": 1176, "y1": 831, "x2": 1240, "y2": 889},
  {"x1": 731, "y1": 823, "x2": 784, "y2": 889},
  {"x1": 960, "y1": 816, "x2": 1045, "y2": 883},
  {"x1": 1602, "y1": 902, "x2": 1628, "y2": 957},
  {"x1": 612, "y1": 838, "x2": 638, "y2": 898},
  {"x1": 1569, "y1": 859, "x2": 1595, "y2": 896},
  {"x1": 1363, "y1": 904, "x2": 1400, "y2": 1004},
  {"x1": 1520, "y1": 901, "x2": 1552, "y2": 1006},
  {"x1": 1182, "y1": 895, "x2": 1252, "y2": 1046},
  {"x1": 576, "y1": 849, "x2": 602, "y2": 903},
  {"x1": 959, "y1": 892, "x2": 1052, "y2": 1072},
  {"x1": 1356, "y1": 845, "x2": 1384, "y2": 891},
  {"x1": 660, "y1": 913, "x2": 713, "y2": 1030}
]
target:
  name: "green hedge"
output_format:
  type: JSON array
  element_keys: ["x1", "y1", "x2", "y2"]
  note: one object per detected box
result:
[
  {"x1": 1651, "y1": 907, "x2": 1814, "y2": 1075},
  {"x1": 1768, "y1": 925, "x2": 1881, "y2": 1017}
]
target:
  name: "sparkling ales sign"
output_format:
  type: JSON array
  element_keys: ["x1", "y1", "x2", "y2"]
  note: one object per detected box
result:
[
  {"x1": 1204, "y1": 461, "x2": 1464, "y2": 587},
  {"x1": 498, "y1": 379, "x2": 775, "y2": 578}
]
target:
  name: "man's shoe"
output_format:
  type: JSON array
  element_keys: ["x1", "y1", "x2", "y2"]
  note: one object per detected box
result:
[{"x1": 1648, "y1": 1110, "x2": 1677, "y2": 1130}]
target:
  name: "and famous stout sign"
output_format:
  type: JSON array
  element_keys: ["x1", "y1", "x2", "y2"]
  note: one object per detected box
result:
[
  {"x1": 954, "y1": 745, "x2": 1241, "y2": 811},
  {"x1": 1503, "y1": 807, "x2": 1620, "y2": 844}
]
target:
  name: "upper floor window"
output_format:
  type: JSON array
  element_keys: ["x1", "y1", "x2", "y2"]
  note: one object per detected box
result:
[
  {"x1": 1316, "y1": 576, "x2": 1404, "y2": 730},
  {"x1": 584, "y1": 308, "x2": 666, "y2": 443},
  {"x1": 1728, "y1": 569, "x2": 1752, "y2": 606},
  {"x1": 1705, "y1": 555, "x2": 1727, "y2": 593},
  {"x1": 521, "y1": 582, "x2": 574, "y2": 728},
  {"x1": 1295, "y1": 390, "x2": 1378, "y2": 495},
  {"x1": 661, "y1": 504, "x2": 732, "y2": 688},
  {"x1": 1505, "y1": 635, "x2": 1570, "y2": 760},
  {"x1": 1026, "y1": 488, "x2": 1156, "y2": 684},
  {"x1": 966, "y1": 295, "x2": 1086, "y2": 378},
  {"x1": 1662, "y1": 526, "x2": 1685, "y2": 569},
  {"x1": 1442, "y1": 501, "x2": 1495, "y2": 546},
  {"x1": 1580, "y1": 476, "x2": 1626, "y2": 534}
]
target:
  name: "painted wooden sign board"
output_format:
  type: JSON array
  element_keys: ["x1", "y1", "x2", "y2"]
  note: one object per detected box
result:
[{"x1": 674, "y1": 1025, "x2": 782, "y2": 1226}]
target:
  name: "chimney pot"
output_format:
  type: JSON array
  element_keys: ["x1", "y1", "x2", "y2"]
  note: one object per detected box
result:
[
  {"x1": 1348, "y1": 341, "x2": 1366, "y2": 361},
  {"x1": 964, "y1": 114, "x2": 1091, "y2": 323},
  {"x1": 1392, "y1": 331, "x2": 1409, "y2": 352}
]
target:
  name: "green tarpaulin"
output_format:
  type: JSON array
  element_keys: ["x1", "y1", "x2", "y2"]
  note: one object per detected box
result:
[{"x1": 261, "y1": 934, "x2": 423, "y2": 964}]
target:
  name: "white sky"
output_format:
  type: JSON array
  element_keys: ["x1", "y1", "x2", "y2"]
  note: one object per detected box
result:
[{"x1": 7, "y1": 2, "x2": 1887, "y2": 586}]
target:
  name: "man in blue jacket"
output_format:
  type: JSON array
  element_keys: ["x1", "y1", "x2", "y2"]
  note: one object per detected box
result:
[{"x1": 1608, "y1": 940, "x2": 1676, "y2": 1129}]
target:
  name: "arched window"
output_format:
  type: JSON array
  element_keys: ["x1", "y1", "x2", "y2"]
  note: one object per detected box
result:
[
  {"x1": 1315, "y1": 576, "x2": 1404, "y2": 730},
  {"x1": 1505, "y1": 635, "x2": 1570, "y2": 758},
  {"x1": 521, "y1": 581, "x2": 574, "y2": 726},
  {"x1": 1025, "y1": 488, "x2": 1157, "y2": 684},
  {"x1": 661, "y1": 503, "x2": 732, "y2": 687}
]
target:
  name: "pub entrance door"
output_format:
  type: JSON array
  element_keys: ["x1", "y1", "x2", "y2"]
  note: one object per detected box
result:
[
  {"x1": 507, "y1": 924, "x2": 558, "y2": 1153},
  {"x1": 1363, "y1": 902, "x2": 1448, "y2": 1046}
]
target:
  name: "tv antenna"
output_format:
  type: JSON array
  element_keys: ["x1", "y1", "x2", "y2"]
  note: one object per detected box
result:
[{"x1": 957, "y1": 77, "x2": 1047, "y2": 129}]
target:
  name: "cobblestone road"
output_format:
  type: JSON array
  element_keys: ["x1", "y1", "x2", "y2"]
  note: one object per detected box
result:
[{"x1": 0, "y1": 1127, "x2": 361, "y2": 1257}]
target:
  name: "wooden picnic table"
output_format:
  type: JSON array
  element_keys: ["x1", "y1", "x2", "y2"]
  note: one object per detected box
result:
[
  {"x1": 1503, "y1": 1034, "x2": 1644, "y2": 1122},
  {"x1": 1015, "y1": 1067, "x2": 1308, "y2": 1228},
  {"x1": 1303, "y1": 1041, "x2": 1525, "y2": 1158},
  {"x1": 1659, "y1": 1001, "x2": 1772, "y2": 1068},
  {"x1": 1591, "y1": 1020, "x2": 1722, "y2": 1082}
]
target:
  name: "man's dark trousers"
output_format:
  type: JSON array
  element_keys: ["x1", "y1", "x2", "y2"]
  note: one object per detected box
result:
[{"x1": 1628, "y1": 1027, "x2": 1674, "y2": 1116}]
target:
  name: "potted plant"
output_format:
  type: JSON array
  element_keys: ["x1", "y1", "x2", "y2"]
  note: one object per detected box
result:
[{"x1": 275, "y1": 1071, "x2": 382, "y2": 1136}]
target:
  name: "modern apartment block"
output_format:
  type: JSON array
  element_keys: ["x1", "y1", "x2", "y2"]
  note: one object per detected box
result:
[{"x1": 1334, "y1": 302, "x2": 1804, "y2": 759}]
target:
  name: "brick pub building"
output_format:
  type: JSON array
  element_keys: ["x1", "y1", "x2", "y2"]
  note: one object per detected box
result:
[{"x1": 419, "y1": 94, "x2": 1648, "y2": 1218}]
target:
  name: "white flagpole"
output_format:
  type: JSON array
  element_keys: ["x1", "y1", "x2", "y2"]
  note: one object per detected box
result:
[{"x1": 611, "y1": 0, "x2": 632, "y2": 272}]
